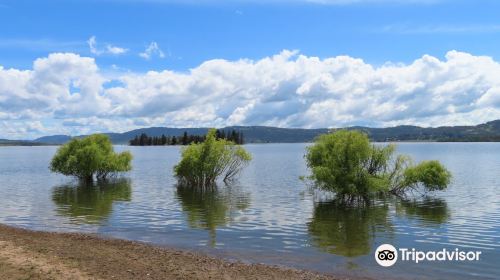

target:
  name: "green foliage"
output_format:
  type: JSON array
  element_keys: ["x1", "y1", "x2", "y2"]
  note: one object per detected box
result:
[
  {"x1": 50, "y1": 134, "x2": 132, "y2": 181},
  {"x1": 401, "y1": 160, "x2": 452, "y2": 192},
  {"x1": 305, "y1": 130, "x2": 393, "y2": 200},
  {"x1": 174, "y1": 129, "x2": 251, "y2": 187},
  {"x1": 305, "y1": 130, "x2": 451, "y2": 202}
]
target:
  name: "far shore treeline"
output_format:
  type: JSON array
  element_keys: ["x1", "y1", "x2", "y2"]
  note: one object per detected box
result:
[{"x1": 129, "y1": 129, "x2": 244, "y2": 146}]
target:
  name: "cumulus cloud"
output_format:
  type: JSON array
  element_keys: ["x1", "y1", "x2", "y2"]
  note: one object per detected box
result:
[
  {"x1": 87, "y1": 36, "x2": 128, "y2": 55},
  {"x1": 139, "y1": 42, "x2": 165, "y2": 60},
  {"x1": 1, "y1": 50, "x2": 500, "y2": 139}
]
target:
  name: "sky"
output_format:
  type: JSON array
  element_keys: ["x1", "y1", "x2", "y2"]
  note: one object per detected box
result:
[{"x1": 1, "y1": 0, "x2": 500, "y2": 139}]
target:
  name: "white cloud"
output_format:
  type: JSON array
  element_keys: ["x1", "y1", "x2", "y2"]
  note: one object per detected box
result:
[
  {"x1": 1, "y1": 50, "x2": 500, "y2": 139},
  {"x1": 105, "y1": 45, "x2": 128, "y2": 55},
  {"x1": 139, "y1": 42, "x2": 165, "y2": 60},
  {"x1": 87, "y1": 36, "x2": 128, "y2": 56},
  {"x1": 87, "y1": 36, "x2": 99, "y2": 54}
]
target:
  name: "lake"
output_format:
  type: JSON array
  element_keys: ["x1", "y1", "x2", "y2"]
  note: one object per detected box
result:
[{"x1": 0, "y1": 143, "x2": 499, "y2": 279}]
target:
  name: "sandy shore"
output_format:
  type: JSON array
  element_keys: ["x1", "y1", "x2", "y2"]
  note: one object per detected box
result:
[{"x1": 0, "y1": 224, "x2": 350, "y2": 280}]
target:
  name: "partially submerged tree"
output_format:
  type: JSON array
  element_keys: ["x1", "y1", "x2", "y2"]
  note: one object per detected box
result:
[
  {"x1": 304, "y1": 130, "x2": 451, "y2": 203},
  {"x1": 174, "y1": 129, "x2": 251, "y2": 187},
  {"x1": 50, "y1": 134, "x2": 132, "y2": 182}
]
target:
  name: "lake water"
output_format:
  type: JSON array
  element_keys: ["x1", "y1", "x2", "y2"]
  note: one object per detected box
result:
[{"x1": 0, "y1": 143, "x2": 499, "y2": 279}]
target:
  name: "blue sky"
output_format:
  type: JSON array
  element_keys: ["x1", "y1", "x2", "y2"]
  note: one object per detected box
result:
[
  {"x1": 1, "y1": 0, "x2": 500, "y2": 138},
  {"x1": 2, "y1": 0, "x2": 500, "y2": 71}
]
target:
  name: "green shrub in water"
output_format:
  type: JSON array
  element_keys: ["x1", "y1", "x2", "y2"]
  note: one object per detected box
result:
[
  {"x1": 305, "y1": 130, "x2": 451, "y2": 202},
  {"x1": 174, "y1": 129, "x2": 251, "y2": 187},
  {"x1": 50, "y1": 134, "x2": 132, "y2": 181}
]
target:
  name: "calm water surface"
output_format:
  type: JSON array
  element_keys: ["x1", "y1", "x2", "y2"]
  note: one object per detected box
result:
[{"x1": 0, "y1": 143, "x2": 499, "y2": 279}]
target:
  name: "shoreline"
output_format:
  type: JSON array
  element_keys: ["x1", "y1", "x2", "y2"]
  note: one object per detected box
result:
[{"x1": 0, "y1": 224, "x2": 351, "y2": 280}]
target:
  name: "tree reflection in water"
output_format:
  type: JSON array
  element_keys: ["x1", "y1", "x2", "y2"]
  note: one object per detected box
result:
[
  {"x1": 307, "y1": 200, "x2": 391, "y2": 257},
  {"x1": 52, "y1": 178, "x2": 132, "y2": 224},
  {"x1": 396, "y1": 197, "x2": 450, "y2": 225},
  {"x1": 175, "y1": 184, "x2": 250, "y2": 246},
  {"x1": 308, "y1": 197, "x2": 449, "y2": 257}
]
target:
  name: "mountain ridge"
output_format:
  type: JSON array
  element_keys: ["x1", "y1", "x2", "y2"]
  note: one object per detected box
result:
[{"x1": 2, "y1": 120, "x2": 499, "y2": 145}]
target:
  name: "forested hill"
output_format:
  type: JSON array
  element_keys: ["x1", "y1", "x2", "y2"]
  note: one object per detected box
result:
[
  {"x1": 23, "y1": 119, "x2": 500, "y2": 144},
  {"x1": 0, "y1": 139, "x2": 46, "y2": 146}
]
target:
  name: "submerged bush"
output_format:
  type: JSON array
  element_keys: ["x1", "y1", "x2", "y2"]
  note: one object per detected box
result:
[
  {"x1": 50, "y1": 134, "x2": 132, "y2": 181},
  {"x1": 174, "y1": 129, "x2": 251, "y2": 187},
  {"x1": 305, "y1": 130, "x2": 451, "y2": 202}
]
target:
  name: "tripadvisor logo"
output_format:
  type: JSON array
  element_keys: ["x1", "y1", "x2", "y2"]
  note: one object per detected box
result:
[
  {"x1": 375, "y1": 244, "x2": 482, "y2": 267},
  {"x1": 375, "y1": 244, "x2": 398, "y2": 267}
]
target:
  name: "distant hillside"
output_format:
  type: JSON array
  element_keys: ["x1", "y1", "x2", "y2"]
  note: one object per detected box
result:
[
  {"x1": 350, "y1": 120, "x2": 500, "y2": 142},
  {"x1": 20, "y1": 119, "x2": 500, "y2": 145},
  {"x1": 0, "y1": 139, "x2": 46, "y2": 146},
  {"x1": 223, "y1": 126, "x2": 329, "y2": 143},
  {"x1": 31, "y1": 128, "x2": 212, "y2": 145},
  {"x1": 33, "y1": 135, "x2": 72, "y2": 144}
]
